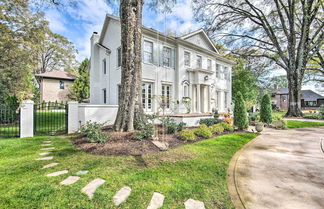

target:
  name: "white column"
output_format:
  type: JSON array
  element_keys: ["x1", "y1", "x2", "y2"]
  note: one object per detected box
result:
[
  {"x1": 20, "y1": 100, "x2": 34, "y2": 138},
  {"x1": 208, "y1": 86, "x2": 212, "y2": 112},
  {"x1": 68, "y1": 101, "x2": 79, "y2": 134},
  {"x1": 189, "y1": 83, "x2": 193, "y2": 113},
  {"x1": 197, "y1": 84, "x2": 201, "y2": 113}
]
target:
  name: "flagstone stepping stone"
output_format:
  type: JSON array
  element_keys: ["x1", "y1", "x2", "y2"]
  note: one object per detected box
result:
[
  {"x1": 152, "y1": 141, "x2": 169, "y2": 151},
  {"x1": 46, "y1": 170, "x2": 69, "y2": 177},
  {"x1": 60, "y1": 176, "x2": 80, "y2": 185},
  {"x1": 41, "y1": 147, "x2": 55, "y2": 150},
  {"x1": 81, "y1": 178, "x2": 106, "y2": 199},
  {"x1": 184, "y1": 199, "x2": 205, "y2": 209},
  {"x1": 43, "y1": 141, "x2": 51, "y2": 143},
  {"x1": 41, "y1": 144, "x2": 52, "y2": 146},
  {"x1": 35, "y1": 156, "x2": 53, "y2": 161},
  {"x1": 76, "y1": 170, "x2": 89, "y2": 175},
  {"x1": 39, "y1": 152, "x2": 51, "y2": 156},
  {"x1": 147, "y1": 192, "x2": 165, "y2": 209},
  {"x1": 113, "y1": 186, "x2": 132, "y2": 206},
  {"x1": 42, "y1": 163, "x2": 59, "y2": 169}
]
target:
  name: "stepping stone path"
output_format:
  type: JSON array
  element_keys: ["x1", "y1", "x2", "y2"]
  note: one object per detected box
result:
[
  {"x1": 46, "y1": 170, "x2": 69, "y2": 177},
  {"x1": 147, "y1": 192, "x2": 165, "y2": 209},
  {"x1": 39, "y1": 152, "x2": 51, "y2": 156},
  {"x1": 41, "y1": 144, "x2": 52, "y2": 146},
  {"x1": 41, "y1": 147, "x2": 55, "y2": 151},
  {"x1": 184, "y1": 199, "x2": 205, "y2": 209},
  {"x1": 60, "y1": 176, "x2": 80, "y2": 185},
  {"x1": 43, "y1": 141, "x2": 51, "y2": 143},
  {"x1": 35, "y1": 156, "x2": 53, "y2": 161},
  {"x1": 76, "y1": 170, "x2": 89, "y2": 175},
  {"x1": 113, "y1": 186, "x2": 132, "y2": 206},
  {"x1": 81, "y1": 178, "x2": 106, "y2": 199},
  {"x1": 42, "y1": 163, "x2": 59, "y2": 169}
]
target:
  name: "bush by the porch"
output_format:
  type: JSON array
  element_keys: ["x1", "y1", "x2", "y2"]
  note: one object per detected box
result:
[
  {"x1": 234, "y1": 92, "x2": 249, "y2": 130},
  {"x1": 260, "y1": 94, "x2": 272, "y2": 124}
]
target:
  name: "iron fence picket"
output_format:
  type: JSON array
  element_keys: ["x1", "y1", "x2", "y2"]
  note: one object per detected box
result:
[{"x1": 0, "y1": 104, "x2": 20, "y2": 138}]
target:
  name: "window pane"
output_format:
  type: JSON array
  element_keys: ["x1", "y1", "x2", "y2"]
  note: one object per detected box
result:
[
  {"x1": 142, "y1": 84, "x2": 146, "y2": 109},
  {"x1": 144, "y1": 41, "x2": 153, "y2": 63},
  {"x1": 207, "y1": 59, "x2": 212, "y2": 70},
  {"x1": 196, "y1": 55, "x2": 202, "y2": 68},
  {"x1": 184, "y1": 52, "x2": 190, "y2": 66},
  {"x1": 163, "y1": 47, "x2": 171, "y2": 67}
]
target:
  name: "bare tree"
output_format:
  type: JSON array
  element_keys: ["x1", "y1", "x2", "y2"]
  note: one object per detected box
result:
[{"x1": 193, "y1": 0, "x2": 323, "y2": 116}]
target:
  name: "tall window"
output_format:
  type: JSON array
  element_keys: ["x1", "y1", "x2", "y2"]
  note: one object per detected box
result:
[
  {"x1": 143, "y1": 41, "x2": 153, "y2": 63},
  {"x1": 163, "y1": 46, "x2": 171, "y2": 67},
  {"x1": 224, "y1": 92, "x2": 228, "y2": 108},
  {"x1": 216, "y1": 64, "x2": 220, "y2": 78},
  {"x1": 207, "y1": 59, "x2": 212, "y2": 70},
  {"x1": 196, "y1": 55, "x2": 202, "y2": 68},
  {"x1": 117, "y1": 47, "x2": 121, "y2": 67},
  {"x1": 162, "y1": 85, "x2": 171, "y2": 109},
  {"x1": 216, "y1": 91, "x2": 220, "y2": 108},
  {"x1": 103, "y1": 88, "x2": 107, "y2": 104},
  {"x1": 59, "y1": 81, "x2": 64, "y2": 89},
  {"x1": 224, "y1": 67, "x2": 229, "y2": 80},
  {"x1": 142, "y1": 83, "x2": 152, "y2": 111},
  {"x1": 102, "y1": 59, "x2": 106, "y2": 74},
  {"x1": 184, "y1": 51, "x2": 190, "y2": 67}
]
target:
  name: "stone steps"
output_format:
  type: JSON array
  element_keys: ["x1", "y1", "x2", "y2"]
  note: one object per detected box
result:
[
  {"x1": 39, "y1": 152, "x2": 51, "y2": 156},
  {"x1": 60, "y1": 176, "x2": 80, "y2": 185},
  {"x1": 35, "y1": 156, "x2": 53, "y2": 161},
  {"x1": 46, "y1": 170, "x2": 69, "y2": 177},
  {"x1": 81, "y1": 178, "x2": 106, "y2": 199},
  {"x1": 147, "y1": 192, "x2": 165, "y2": 209},
  {"x1": 42, "y1": 162, "x2": 60, "y2": 169},
  {"x1": 40, "y1": 147, "x2": 55, "y2": 151},
  {"x1": 113, "y1": 186, "x2": 132, "y2": 206}
]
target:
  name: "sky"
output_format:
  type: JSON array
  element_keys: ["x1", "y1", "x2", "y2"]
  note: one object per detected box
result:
[{"x1": 43, "y1": 0, "x2": 201, "y2": 62}]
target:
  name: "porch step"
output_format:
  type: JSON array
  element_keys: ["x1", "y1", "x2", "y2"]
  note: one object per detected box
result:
[
  {"x1": 147, "y1": 192, "x2": 165, "y2": 209},
  {"x1": 46, "y1": 170, "x2": 69, "y2": 177},
  {"x1": 113, "y1": 186, "x2": 132, "y2": 206},
  {"x1": 35, "y1": 156, "x2": 53, "y2": 161},
  {"x1": 81, "y1": 178, "x2": 106, "y2": 199},
  {"x1": 60, "y1": 176, "x2": 80, "y2": 185},
  {"x1": 42, "y1": 162, "x2": 60, "y2": 169},
  {"x1": 184, "y1": 199, "x2": 205, "y2": 209}
]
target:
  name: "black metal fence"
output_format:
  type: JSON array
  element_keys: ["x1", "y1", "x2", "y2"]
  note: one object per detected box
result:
[
  {"x1": 34, "y1": 102, "x2": 68, "y2": 136},
  {"x1": 0, "y1": 104, "x2": 20, "y2": 137}
]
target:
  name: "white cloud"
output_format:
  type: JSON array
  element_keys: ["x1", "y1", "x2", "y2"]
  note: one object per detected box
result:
[{"x1": 45, "y1": 9, "x2": 67, "y2": 32}]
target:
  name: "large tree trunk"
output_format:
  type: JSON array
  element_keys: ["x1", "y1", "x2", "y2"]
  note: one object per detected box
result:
[
  {"x1": 285, "y1": 71, "x2": 303, "y2": 117},
  {"x1": 114, "y1": 0, "x2": 145, "y2": 132}
]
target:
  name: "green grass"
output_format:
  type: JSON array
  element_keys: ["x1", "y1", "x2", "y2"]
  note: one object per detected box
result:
[
  {"x1": 286, "y1": 120, "x2": 324, "y2": 129},
  {"x1": 0, "y1": 133, "x2": 258, "y2": 209}
]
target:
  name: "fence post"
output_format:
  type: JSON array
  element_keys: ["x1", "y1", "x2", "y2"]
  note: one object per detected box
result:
[
  {"x1": 20, "y1": 100, "x2": 34, "y2": 138},
  {"x1": 68, "y1": 101, "x2": 79, "y2": 134}
]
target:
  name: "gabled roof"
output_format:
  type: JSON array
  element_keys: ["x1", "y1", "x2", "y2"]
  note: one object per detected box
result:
[
  {"x1": 35, "y1": 70, "x2": 77, "y2": 80},
  {"x1": 274, "y1": 88, "x2": 324, "y2": 101},
  {"x1": 179, "y1": 29, "x2": 219, "y2": 54}
]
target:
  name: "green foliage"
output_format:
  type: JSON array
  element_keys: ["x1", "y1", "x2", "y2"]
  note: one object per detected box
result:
[
  {"x1": 286, "y1": 120, "x2": 324, "y2": 129},
  {"x1": 199, "y1": 118, "x2": 222, "y2": 127},
  {"x1": 134, "y1": 123, "x2": 155, "y2": 141},
  {"x1": 319, "y1": 105, "x2": 324, "y2": 116},
  {"x1": 210, "y1": 124, "x2": 224, "y2": 134},
  {"x1": 260, "y1": 94, "x2": 273, "y2": 124},
  {"x1": 248, "y1": 112, "x2": 259, "y2": 123},
  {"x1": 161, "y1": 117, "x2": 178, "y2": 134},
  {"x1": 232, "y1": 59, "x2": 259, "y2": 109},
  {"x1": 220, "y1": 122, "x2": 235, "y2": 132},
  {"x1": 80, "y1": 121, "x2": 107, "y2": 143},
  {"x1": 234, "y1": 92, "x2": 249, "y2": 130},
  {"x1": 180, "y1": 129, "x2": 197, "y2": 141},
  {"x1": 68, "y1": 59, "x2": 90, "y2": 102},
  {"x1": 213, "y1": 110, "x2": 220, "y2": 118},
  {"x1": 177, "y1": 122, "x2": 187, "y2": 132},
  {"x1": 194, "y1": 124, "x2": 213, "y2": 138},
  {"x1": 272, "y1": 120, "x2": 287, "y2": 129}
]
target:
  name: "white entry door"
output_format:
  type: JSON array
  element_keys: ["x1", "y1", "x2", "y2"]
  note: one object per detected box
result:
[{"x1": 142, "y1": 83, "x2": 153, "y2": 112}]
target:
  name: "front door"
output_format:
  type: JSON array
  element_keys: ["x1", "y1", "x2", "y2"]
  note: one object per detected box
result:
[{"x1": 142, "y1": 83, "x2": 153, "y2": 112}]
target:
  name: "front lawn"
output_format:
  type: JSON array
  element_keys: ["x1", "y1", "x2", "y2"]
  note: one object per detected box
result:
[
  {"x1": 0, "y1": 133, "x2": 258, "y2": 208},
  {"x1": 286, "y1": 120, "x2": 324, "y2": 128}
]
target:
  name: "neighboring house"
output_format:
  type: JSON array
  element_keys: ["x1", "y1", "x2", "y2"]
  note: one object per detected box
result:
[
  {"x1": 36, "y1": 71, "x2": 77, "y2": 102},
  {"x1": 272, "y1": 88, "x2": 324, "y2": 109},
  {"x1": 89, "y1": 15, "x2": 234, "y2": 114}
]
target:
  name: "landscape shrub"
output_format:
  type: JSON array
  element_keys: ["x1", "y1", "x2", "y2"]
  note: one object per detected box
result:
[
  {"x1": 134, "y1": 123, "x2": 155, "y2": 141},
  {"x1": 80, "y1": 121, "x2": 107, "y2": 143},
  {"x1": 272, "y1": 120, "x2": 287, "y2": 129},
  {"x1": 272, "y1": 114, "x2": 283, "y2": 121},
  {"x1": 177, "y1": 122, "x2": 187, "y2": 132},
  {"x1": 199, "y1": 118, "x2": 222, "y2": 127},
  {"x1": 260, "y1": 94, "x2": 273, "y2": 124},
  {"x1": 248, "y1": 112, "x2": 259, "y2": 123},
  {"x1": 213, "y1": 110, "x2": 219, "y2": 118},
  {"x1": 210, "y1": 124, "x2": 224, "y2": 134},
  {"x1": 303, "y1": 114, "x2": 323, "y2": 120},
  {"x1": 161, "y1": 117, "x2": 178, "y2": 134},
  {"x1": 180, "y1": 129, "x2": 196, "y2": 141},
  {"x1": 319, "y1": 104, "x2": 324, "y2": 116},
  {"x1": 220, "y1": 122, "x2": 235, "y2": 132},
  {"x1": 194, "y1": 124, "x2": 213, "y2": 138},
  {"x1": 234, "y1": 92, "x2": 249, "y2": 130}
]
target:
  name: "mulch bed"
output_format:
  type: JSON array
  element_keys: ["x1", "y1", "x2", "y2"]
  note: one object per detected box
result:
[{"x1": 72, "y1": 126, "x2": 237, "y2": 156}]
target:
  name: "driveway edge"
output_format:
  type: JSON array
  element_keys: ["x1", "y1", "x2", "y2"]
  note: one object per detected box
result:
[{"x1": 226, "y1": 133, "x2": 261, "y2": 209}]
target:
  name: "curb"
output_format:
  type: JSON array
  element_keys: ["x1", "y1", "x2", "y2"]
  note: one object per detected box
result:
[{"x1": 226, "y1": 134, "x2": 261, "y2": 209}]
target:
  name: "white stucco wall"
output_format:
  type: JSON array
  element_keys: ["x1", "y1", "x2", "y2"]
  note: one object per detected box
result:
[{"x1": 78, "y1": 104, "x2": 119, "y2": 126}]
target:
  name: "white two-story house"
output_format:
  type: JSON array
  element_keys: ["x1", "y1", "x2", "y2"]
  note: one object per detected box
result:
[{"x1": 90, "y1": 15, "x2": 234, "y2": 115}]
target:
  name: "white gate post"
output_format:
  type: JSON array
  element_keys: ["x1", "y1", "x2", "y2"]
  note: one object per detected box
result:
[
  {"x1": 20, "y1": 100, "x2": 34, "y2": 138},
  {"x1": 68, "y1": 101, "x2": 79, "y2": 134}
]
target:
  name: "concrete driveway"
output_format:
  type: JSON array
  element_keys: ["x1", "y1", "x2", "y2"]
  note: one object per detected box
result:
[{"x1": 228, "y1": 127, "x2": 324, "y2": 209}]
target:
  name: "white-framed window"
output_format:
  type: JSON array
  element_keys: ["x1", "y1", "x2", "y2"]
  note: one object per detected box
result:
[
  {"x1": 162, "y1": 84, "x2": 171, "y2": 109},
  {"x1": 196, "y1": 55, "x2": 202, "y2": 68},
  {"x1": 117, "y1": 47, "x2": 121, "y2": 67},
  {"x1": 142, "y1": 83, "x2": 152, "y2": 111},
  {"x1": 216, "y1": 64, "x2": 220, "y2": 78},
  {"x1": 59, "y1": 81, "x2": 64, "y2": 89},
  {"x1": 103, "y1": 88, "x2": 107, "y2": 104},
  {"x1": 183, "y1": 84, "x2": 189, "y2": 97},
  {"x1": 224, "y1": 92, "x2": 228, "y2": 108},
  {"x1": 224, "y1": 67, "x2": 229, "y2": 80},
  {"x1": 162, "y1": 46, "x2": 171, "y2": 67},
  {"x1": 184, "y1": 51, "x2": 190, "y2": 67},
  {"x1": 102, "y1": 58, "x2": 107, "y2": 74},
  {"x1": 143, "y1": 40, "x2": 153, "y2": 63},
  {"x1": 207, "y1": 59, "x2": 212, "y2": 70},
  {"x1": 216, "y1": 91, "x2": 220, "y2": 108}
]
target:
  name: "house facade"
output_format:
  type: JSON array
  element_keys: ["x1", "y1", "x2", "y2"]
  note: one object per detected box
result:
[
  {"x1": 89, "y1": 15, "x2": 234, "y2": 115},
  {"x1": 36, "y1": 71, "x2": 76, "y2": 102}
]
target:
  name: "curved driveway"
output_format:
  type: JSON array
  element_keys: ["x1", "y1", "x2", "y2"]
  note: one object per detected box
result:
[{"x1": 229, "y1": 127, "x2": 324, "y2": 209}]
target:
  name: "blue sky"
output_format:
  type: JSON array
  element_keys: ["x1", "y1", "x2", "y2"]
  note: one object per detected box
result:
[{"x1": 43, "y1": 0, "x2": 201, "y2": 61}]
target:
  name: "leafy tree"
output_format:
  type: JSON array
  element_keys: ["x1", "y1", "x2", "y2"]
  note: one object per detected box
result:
[
  {"x1": 234, "y1": 91, "x2": 248, "y2": 130},
  {"x1": 260, "y1": 94, "x2": 272, "y2": 124},
  {"x1": 193, "y1": 0, "x2": 323, "y2": 117},
  {"x1": 68, "y1": 58, "x2": 90, "y2": 102},
  {"x1": 232, "y1": 59, "x2": 259, "y2": 109},
  {"x1": 269, "y1": 75, "x2": 288, "y2": 89}
]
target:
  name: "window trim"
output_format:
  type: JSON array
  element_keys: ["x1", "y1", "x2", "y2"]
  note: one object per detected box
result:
[
  {"x1": 162, "y1": 46, "x2": 172, "y2": 68},
  {"x1": 196, "y1": 55, "x2": 202, "y2": 69},
  {"x1": 207, "y1": 59, "x2": 212, "y2": 71},
  {"x1": 143, "y1": 40, "x2": 153, "y2": 64},
  {"x1": 162, "y1": 84, "x2": 172, "y2": 109},
  {"x1": 184, "y1": 51, "x2": 191, "y2": 67},
  {"x1": 59, "y1": 80, "x2": 64, "y2": 89}
]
